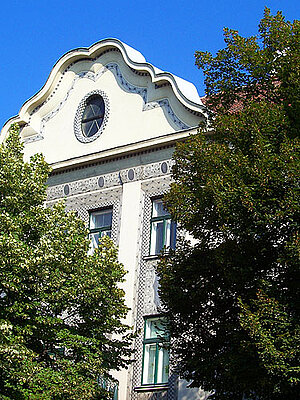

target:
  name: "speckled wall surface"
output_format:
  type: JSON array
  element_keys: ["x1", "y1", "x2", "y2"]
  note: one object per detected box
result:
[{"x1": 46, "y1": 148, "x2": 179, "y2": 400}]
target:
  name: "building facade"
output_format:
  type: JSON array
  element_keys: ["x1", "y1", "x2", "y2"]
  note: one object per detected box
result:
[{"x1": 1, "y1": 39, "x2": 209, "y2": 400}]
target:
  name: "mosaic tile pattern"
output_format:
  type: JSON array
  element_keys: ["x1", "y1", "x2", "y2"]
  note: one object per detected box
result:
[
  {"x1": 131, "y1": 176, "x2": 178, "y2": 400},
  {"x1": 45, "y1": 157, "x2": 178, "y2": 399},
  {"x1": 47, "y1": 187, "x2": 122, "y2": 245},
  {"x1": 47, "y1": 159, "x2": 174, "y2": 201}
]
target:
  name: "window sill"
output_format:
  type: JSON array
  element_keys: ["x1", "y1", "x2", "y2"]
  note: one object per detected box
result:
[
  {"x1": 143, "y1": 255, "x2": 160, "y2": 261},
  {"x1": 134, "y1": 384, "x2": 168, "y2": 392},
  {"x1": 144, "y1": 252, "x2": 173, "y2": 261}
]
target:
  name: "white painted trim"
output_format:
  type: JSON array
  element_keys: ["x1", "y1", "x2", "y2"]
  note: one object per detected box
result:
[{"x1": 49, "y1": 127, "x2": 197, "y2": 171}]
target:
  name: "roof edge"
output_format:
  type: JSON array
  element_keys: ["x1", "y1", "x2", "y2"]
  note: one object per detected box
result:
[{"x1": 1, "y1": 38, "x2": 206, "y2": 138}]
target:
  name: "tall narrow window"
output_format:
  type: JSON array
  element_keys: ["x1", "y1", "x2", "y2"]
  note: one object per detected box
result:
[
  {"x1": 150, "y1": 199, "x2": 176, "y2": 255},
  {"x1": 142, "y1": 317, "x2": 169, "y2": 385},
  {"x1": 97, "y1": 376, "x2": 118, "y2": 400},
  {"x1": 89, "y1": 208, "x2": 112, "y2": 250}
]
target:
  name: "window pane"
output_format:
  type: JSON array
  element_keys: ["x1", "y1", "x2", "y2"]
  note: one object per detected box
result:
[
  {"x1": 152, "y1": 199, "x2": 169, "y2": 218},
  {"x1": 145, "y1": 319, "x2": 168, "y2": 339},
  {"x1": 165, "y1": 220, "x2": 176, "y2": 250},
  {"x1": 156, "y1": 345, "x2": 169, "y2": 384},
  {"x1": 88, "y1": 121, "x2": 99, "y2": 137},
  {"x1": 143, "y1": 318, "x2": 169, "y2": 386},
  {"x1": 95, "y1": 117, "x2": 104, "y2": 130},
  {"x1": 90, "y1": 232, "x2": 100, "y2": 249},
  {"x1": 82, "y1": 120, "x2": 93, "y2": 136},
  {"x1": 100, "y1": 229, "x2": 111, "y2": 238},
  {"x1": 89, "y1": 103, "x2": 102, "y2": 117},
  {"x1": 82, "y1": 105, "x2": 95, "y2": 120},
  {"x1": 89, "y1": 96, "x2": 105, "y2": 116},
  {"x1": 165, "y1": 219, "x2": 171, "y2": 248},
  {"x1": 150, "y1": 221, "x2": 164, "y2": 255},
  {"x1": 142, "y1": 344, "x2": 156, "y2": 384},
  {"x1": 113, "y1": 386, "x2": 118, "y2": 400},
  {"x1": 81, "y1": 95, "x2": 105, "y2": 138},
  {"x1": 90, "y1": 210, "x2": 112, "y2": 229},
  {"x1": 83, "y1": 96, "x2": 105, "y2": 120},
  {"x1": 170, "y1": 221, "x2": 176, "y2": 249}
]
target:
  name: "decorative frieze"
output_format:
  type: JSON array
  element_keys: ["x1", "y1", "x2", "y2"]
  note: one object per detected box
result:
[
  {"x1": 143, "y1": 99, "x2": 189, "y2": 130},
  {"x1": 46, "y1": 159, "x2": 173, "y2": 201}
]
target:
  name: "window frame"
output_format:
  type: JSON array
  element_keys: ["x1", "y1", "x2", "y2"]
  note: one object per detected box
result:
[
  {"x1": 81, "y1": 94, "x2": 105, "y2": 138},
  {"x1": 74, "y1": 89, "x2": 109, "y2": 144},
  {"x1": 89, "y1": 207, "x2": 113, "y2": 250},
  {"x1": 141, "y1": 316, "x2": 169, "y2": 386},
  {"x1": 149, "y1": 198, "x2": 176, "y2": 256}
]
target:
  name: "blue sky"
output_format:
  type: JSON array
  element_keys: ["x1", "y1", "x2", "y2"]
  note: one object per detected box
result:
[{"x1": 0, "y1": 0, "x2": 299, "y2": 127}]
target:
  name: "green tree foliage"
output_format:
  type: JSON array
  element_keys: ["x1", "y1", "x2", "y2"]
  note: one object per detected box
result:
[
  {"x1": 0, "y1": 125, "x2": 132, "y2": 399},
  {"x1": 157, "y1": 9, "x2": 299, "y2": 400}
]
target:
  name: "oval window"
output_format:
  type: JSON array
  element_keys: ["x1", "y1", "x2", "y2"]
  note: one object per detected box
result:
[{"x1": 81, "y1": 95, "x2": 105, "y2": 138}]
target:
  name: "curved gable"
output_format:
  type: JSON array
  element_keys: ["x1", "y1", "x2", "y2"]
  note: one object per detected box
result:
[{"x1": 1, "y1": 39, "x2": 207, "y2": 165}]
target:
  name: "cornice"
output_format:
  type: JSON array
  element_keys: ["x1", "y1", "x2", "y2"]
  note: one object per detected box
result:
[{"x1": 49, "y1": 127, "x2": 196, "y2": 173}]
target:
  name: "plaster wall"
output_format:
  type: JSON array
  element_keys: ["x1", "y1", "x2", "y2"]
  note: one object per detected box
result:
[
  {"x1": 114, "y1": 181, "x2": 142, "y2": 400},
  {"x1": 18, "y1": 51, "x2": 200, "y2": 165}
]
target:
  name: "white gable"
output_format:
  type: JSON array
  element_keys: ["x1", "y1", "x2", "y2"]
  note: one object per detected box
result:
[{"x1": 1, "y1": 39, "x2": 206, "y2": 165}]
